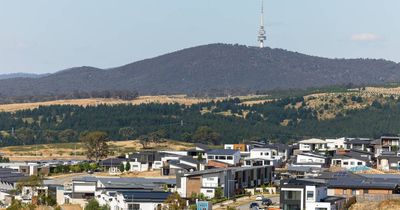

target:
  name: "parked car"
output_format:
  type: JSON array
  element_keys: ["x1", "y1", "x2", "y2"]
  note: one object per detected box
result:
[
  {"x1": 256, "y1": 195, "x2": 264, "y2": 201},
  {"x1": 250, "y1": 202, "x2": 260, "y2": 209},
  {"x1": 262, "y1": 198, "x2": 272, "y2": 206}
]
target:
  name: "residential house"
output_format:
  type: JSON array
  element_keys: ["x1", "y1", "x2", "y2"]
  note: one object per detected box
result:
[
  {"x1": 294, "y1": 153, "x2": 328, "y2": 168},
  {"x1": 280, "y1": 179, "x2": 345, "y2": 210},
  {"x1": 187, "y1": 143, "x2": 210, "y2": 158},
  {"x1": 344, "y1": 138, "x2": 373, "y2": 152},
  {"x1": 377, "y1": 151, "x2": 400, "y2": 171},
  {"x1": 177, "y1": 165, "x2": 274, "y2": 199},
  {"x1": 325, "y1": 138, "x2": 346, "y2": 150},
  {"x1": 243, "y1": 148, "x2": 281, "y2": 167},
  {"x1": 298, "y1": 139, "x2": 328, "y2": 152},
  {"x1": 205, "y1": 149, "x2": 241, "y2": 167},
  {"x1": 224, "y1": 144, "x2": 250, "y2": 152},
  {"x1": 97, "y1": 191, "x2": 170, "y2": 210},
  {"x1": 374, "y1": 136, "x2": 400, "y2": 157},
  {"x1": 60, "y1": 177, "x2": 176, "y2": 208},
  {"x1": 331, "y1": 150, "x2": 373, "y2": 169},
  {"x1": 317, "y1": 172, "x2": 400, "y2": 197}
]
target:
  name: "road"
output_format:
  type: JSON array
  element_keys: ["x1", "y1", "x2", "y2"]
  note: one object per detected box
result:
[
  {"x1": 214, "y1": 195, "x2": 279, "y2": 210},
  {"x1": 237, "y1": 195, "x2": 279, "y2": 210}
]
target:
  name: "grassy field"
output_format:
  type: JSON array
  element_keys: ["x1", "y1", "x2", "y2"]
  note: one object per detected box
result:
[{"x1": 0, "y1": 139, "x2": 193, "y2": 161}]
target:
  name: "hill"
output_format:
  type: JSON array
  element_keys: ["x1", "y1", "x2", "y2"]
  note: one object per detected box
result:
[
  {"x1": 0, "y1": 44, "x2": 399, "y2": 98},
  {"x1": 0, "y1": 72, "x2": 48, "y2": 80}
]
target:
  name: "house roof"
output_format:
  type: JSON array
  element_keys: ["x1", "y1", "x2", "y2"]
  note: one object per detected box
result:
[
  {"x1": 179, "y1": 156, "x2": 200, "y2": 164},
  {"x1": 195, "y1": 143, "x2": 210, "y2": 151},
  {"x1": 120, "y1": 191, "x2": 171, "y2": 202},
  {"x1": 345, "y1": 138, "x2": 372, "y2": 145},
  {"x1": 207, "y1": 149, "x2": 239, "y2": 156},
  {"x1": 299, "y1": 138, "x2": 326, "y2": 144},
  {"x1": 281, "y1": 179, "x2": 326, "y2": 188},
  {"x1": 318, "y1": 172, "x2": 399, "y2": 190}
]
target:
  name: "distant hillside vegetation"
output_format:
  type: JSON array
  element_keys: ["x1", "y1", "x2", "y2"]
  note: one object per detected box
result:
[{"x1": 1, "y1": 43, "x2": 400, "y2": 99}]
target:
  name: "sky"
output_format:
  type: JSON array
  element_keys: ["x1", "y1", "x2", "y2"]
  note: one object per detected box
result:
[{"x1": 0, "y1": 0, "x2": 399, "y2": 74}]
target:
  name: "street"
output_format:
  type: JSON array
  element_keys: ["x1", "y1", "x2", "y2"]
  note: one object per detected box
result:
[{"x1": 214, "y1": 195, "x2": 279, "y2": 210}]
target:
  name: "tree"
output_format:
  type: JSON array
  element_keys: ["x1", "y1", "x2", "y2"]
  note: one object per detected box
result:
[
  {"x1": 163, "y1": 192, "x2": 186, "y2": 210},
  {"x1": 139, "y1": 135, "x2": 150, "y2": 149},
  {"x1": 119, "y1": 127, "x2": 136, "y2": 140},
  {"x1": 119, "y1": 163, "x2": 125, "y2": 173},
  {"x1": 58, "y1": 129, "x2": 78, "y2": 142},
  {"x1": 214, "y1": 187, "x2": 223, "y2": 199},
  {"x1": 149, "y1": 129, "x2": 167, "y2": 143},
  {"x1": 42, "y1": 130, "x2": 58, "y2": 143},
  {"x1": 15, "y1": 128, "x2": 35, "y2": 145},
  {"x1": 84, "y1": 199, "x2": 109, "y2": 210},
  {"x1": 80, "y1": 131, "x2": 110, "y2": 162},
  {"x1": 192, "y1": 126, "x2": 221, "y2": 145},
  {"x1": 125, "y1": 162, "x2": 131, "y2": 172}
]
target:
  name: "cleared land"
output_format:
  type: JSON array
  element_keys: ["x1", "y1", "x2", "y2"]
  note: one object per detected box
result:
[{"x1": 0, "y1": 140, "x2": 193, "y2": 161}]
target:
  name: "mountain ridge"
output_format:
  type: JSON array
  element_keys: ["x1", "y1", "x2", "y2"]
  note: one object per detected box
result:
[{"x1": 1, "y1": 43, "x2": 400, "y2": 97}]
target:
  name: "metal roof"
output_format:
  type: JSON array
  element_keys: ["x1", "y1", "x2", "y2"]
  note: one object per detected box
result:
[
  {"x1": 120, "y1": 191, "x2": 171, "y2": 202},
  {"x1": 207, "y1": 149, "x2": 239, "y2": 156}
]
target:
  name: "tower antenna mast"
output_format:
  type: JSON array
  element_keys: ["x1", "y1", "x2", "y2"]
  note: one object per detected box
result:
[{"x1": 258, "y1": 0, "x2": 267, "y2": 48}]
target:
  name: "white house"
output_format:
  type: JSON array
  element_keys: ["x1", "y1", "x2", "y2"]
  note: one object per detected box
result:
[
  {"x1": 325, "y1": 137, "x2": 345, "y2": 150},
  {"x1": 280, "y1": 179, "x2": 345, "y2": 210},
  {"x1": 299, "y1": 139, "x2": 328, "y2": 152},
  {"x1": 243, "y1": 148, "x2": 281, "y2": 167},
  {"x1": 206, "y1": 149, "x2": 241, "y2": 166},
  {"x1": 295, "y1": 153, "x2": 327, "y2": 168},
  {"x1": 97, "y1": 191, "x2": 170, "y2": 210},
  {"x1": 331, "y1": 150, "x2": 372, "y2": 169}
]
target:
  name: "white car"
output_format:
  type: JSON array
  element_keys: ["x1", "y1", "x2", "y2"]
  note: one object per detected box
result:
[{"x1": 255, "y1": 195, "x2": 264, "y2": 201}]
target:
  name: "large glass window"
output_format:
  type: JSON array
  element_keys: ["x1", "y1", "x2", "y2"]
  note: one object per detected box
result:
[{"x1": 284, "y1": 191, "x2": 301, "y2": 200}]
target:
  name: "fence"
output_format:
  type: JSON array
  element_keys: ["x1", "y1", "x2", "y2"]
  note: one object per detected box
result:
[{"x1": 356, "y1": 194, "x2": 400, "y2": 202}]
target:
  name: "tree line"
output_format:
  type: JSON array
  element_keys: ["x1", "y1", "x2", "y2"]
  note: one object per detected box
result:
[{"x1": 0, "y1": 96, "x2": 399, "y2": 147}]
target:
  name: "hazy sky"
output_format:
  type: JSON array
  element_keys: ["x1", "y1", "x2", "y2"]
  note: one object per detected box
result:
[{"x1": 0, "y1": 0, "x2": 399, "y2": 73}]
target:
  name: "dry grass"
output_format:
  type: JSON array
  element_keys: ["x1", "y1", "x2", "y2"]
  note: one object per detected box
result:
[
  {"x1": 0, "y1": 95, "x2": 210, "y2": 112},
  {"x1": 0, "y1": 139, "x2": 193, "y2": 161},
  {"x1": 350, "y1": 199, "x2": 400, "y2": 210}
]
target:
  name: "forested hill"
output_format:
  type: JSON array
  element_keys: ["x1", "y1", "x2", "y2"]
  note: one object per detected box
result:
[
  {"x1": 0, "y1": 93, "x2": 399, "y2": 147},
  {"x1": 0, "y1": 44, "x2": 400, "y2": 98}
]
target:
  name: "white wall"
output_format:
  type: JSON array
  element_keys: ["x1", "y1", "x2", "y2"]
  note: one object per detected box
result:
[
  {"x1": 332, "y1": 158, "x2": 366, "y2": 169},
  {"x1": 250, "y1": 148, "x2": 273, "y2": 159},
  {"x1": 326, "y1": 138, "x2": 345, "y2": 150},
  {"x1": 296, "y1": 154, "x2": 325, "y2": 164},
  {"x1": 200, "y1": 188, "x2": 215, "y2": 199}
]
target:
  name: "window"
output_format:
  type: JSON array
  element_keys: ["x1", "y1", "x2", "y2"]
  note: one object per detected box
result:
[
  {"x1": 265, "y1": 152, "x2": 269, "y2": 156},
  {"x1": 352, "y1": 189, "x2": 356, "y2": 195},
  {"x1": 343, "y1": 161, "x2": 349, "y2": 165},
  {"x1": 207, "y1": 177, "x2": 214, "y2": 181},
  {"x1": 206, "y1": 190, "x2": 213, "y2": 193},
  {"x1": 357, "y1": 162, "x2": 363, "y2": 165},
  {"x1": 306, "y1": 191, "x2": 314, "y2": 200},
  {"x1": 363, "y1": 189, "x2": 368, "y2": 194},
  {"x1": 128, "y1": 204, "x2": 140, "y2": 210},
  {"x1": 219, "y1": 156, "x2": 226, "y2": 160},
  {"x1": 350, "y1": 161, "x2": 355, "y2": 165},
  {"x1": 207, "y1": 156, "x2": 214, "y2": 160},
  {"x1": 227, "y1": 156, "x2": 233, "y2": 160},
  {"x1": 260, "y1": 152, "x2": 263, "y2": 156},
  {"x1": 246, "y1": 161, "x2": 251, "y2": 165},
  {"x1": 284, "y1": 191, "x2": 301, "y2": 200}
]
